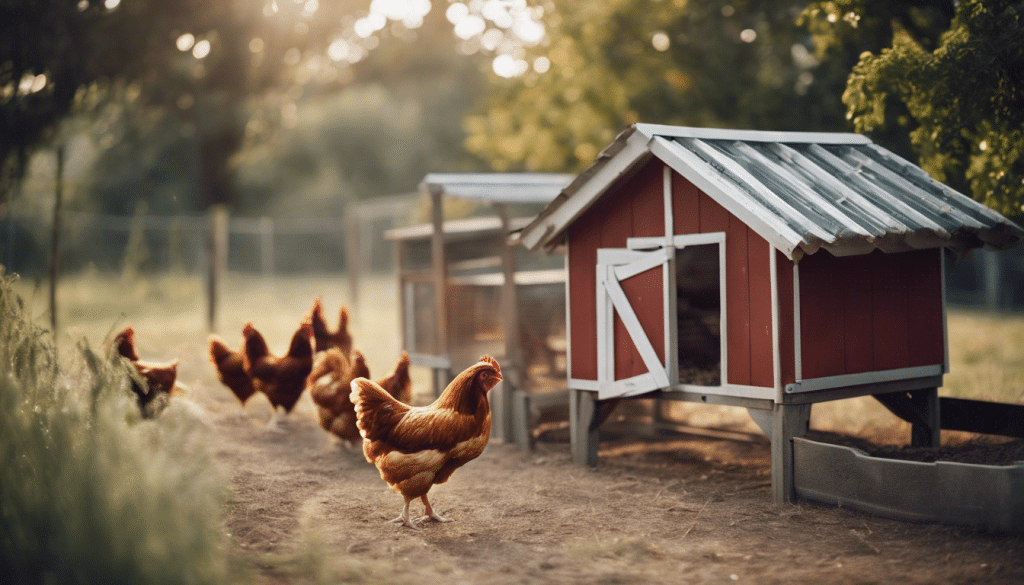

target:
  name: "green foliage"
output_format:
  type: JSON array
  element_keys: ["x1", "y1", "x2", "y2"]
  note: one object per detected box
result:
[
  {"x1": 816, "y1": 0, "x2": 1024, "y2": 218},
  {"x1": 0, "y1": 268, "x2": 229, "y2": 585},
  {"x1": 466, "y1": 0, "x2": 852, "y2": 172}
]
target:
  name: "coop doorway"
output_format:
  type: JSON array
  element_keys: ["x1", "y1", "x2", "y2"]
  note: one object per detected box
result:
[{"x1": 674, "y1": 242, "x2": 723, "y2": 387}]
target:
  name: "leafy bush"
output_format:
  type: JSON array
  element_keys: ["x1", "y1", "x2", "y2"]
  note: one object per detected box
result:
[{"x1": 0, "y1": 268, "x2": 229, "y2": 585}]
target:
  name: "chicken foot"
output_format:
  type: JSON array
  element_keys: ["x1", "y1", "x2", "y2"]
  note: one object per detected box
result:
[
  {"x1": 389, "y1": 500, "x2": 419, "y2": 529},
  {"x1": 389, "y1": 495, "x2": 452, "y2": 529},
  {"x1": 416, "y1": 495, "x2": 452, "y2": 525}
]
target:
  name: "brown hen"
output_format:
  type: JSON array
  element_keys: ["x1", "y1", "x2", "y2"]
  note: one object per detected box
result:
[
  {"x1": 309, "y1": 298, "x2": 352, "y2": 355},
  {"x1": 350, "y1": 356, "x2": 501, "y2": 528},
  {"x1": 308, "y1": 349, "x2": 370, "y2": 444},
  {"x1": 208, "y1": 333, "x2": 256, "y2": 413},
  {"x1": 242, "y1": 322, "x2": 313, "y2": 430},
  {"x1": 113, "y1": 326, "x2": 179, "y2": 418}
]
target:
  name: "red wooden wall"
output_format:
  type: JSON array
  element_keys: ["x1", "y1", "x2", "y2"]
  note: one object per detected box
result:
[
  {"x1": 567, "y1": 160, "x2": 775, "y2": 387},
  {"x1": 797, "y1": 248, "x2": 945, "y2": 379},
  {"x1": 567, "y1": 160, "x2": 665, "y2": 381}
]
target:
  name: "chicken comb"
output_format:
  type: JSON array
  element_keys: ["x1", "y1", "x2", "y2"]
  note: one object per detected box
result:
[
  {"x1": 114, "y1": 326, "x2": 134, "y2": 340},
  {"x1": 478, "y1": 355, "x2": 500, "y2": 374},
  {"x1": 242, "y1": 323, "x2": 258, "y2": 337}
]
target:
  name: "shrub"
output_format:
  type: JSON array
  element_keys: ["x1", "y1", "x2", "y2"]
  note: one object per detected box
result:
[{"x1": 0, "y1": 268, "x2": 229, "y2": 585}]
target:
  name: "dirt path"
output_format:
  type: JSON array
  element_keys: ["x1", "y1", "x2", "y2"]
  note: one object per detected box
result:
[{"x1": 180, "y1": 358, "x2": 1023, "y2": 585}]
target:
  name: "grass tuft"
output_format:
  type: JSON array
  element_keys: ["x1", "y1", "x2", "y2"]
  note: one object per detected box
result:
[{"x1": 0, "y1": 268, "x2": 230, "y2": 585}]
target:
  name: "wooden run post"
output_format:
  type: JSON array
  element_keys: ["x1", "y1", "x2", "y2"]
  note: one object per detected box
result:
[
  {"x1": 207, "y1": 205, "x2": 229, "y2": 333},
  {"x1": 429, "y1": 187, "x2": 450, "y2": 397},
  {"x1": 48, "y1": 145, "x2": 64, "y2": 335},
  {"x1": 570, "y1": 389, "x2": 599, "y2": 466},
  {"x1": 496, "y1": 203, "x2": 521, "y2": 444},
  {"x1": 345, "y1": 205, "x2": 361, "y2": 307},
  {"x1": 771, "y1": 402, "x2": 811, "y2": 504}
]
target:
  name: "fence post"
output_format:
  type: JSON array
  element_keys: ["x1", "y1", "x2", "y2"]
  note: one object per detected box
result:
[
  {"x1": 48, "y1": 145, "x2": 64, "y2": 334},
  {"x1": 345, "y1": 205, "x2": 360, "y2": 306},
  {"x1": 207, "y1": 205, "x2": 229, "y2": 332}
]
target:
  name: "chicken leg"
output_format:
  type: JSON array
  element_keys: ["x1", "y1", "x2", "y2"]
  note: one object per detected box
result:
[
  {"x1": 417, "y1": 495, "x2": 451, "y2": 524},
  {"x1": 389, "y1": 499, "x2": 419, "y2": 529}
]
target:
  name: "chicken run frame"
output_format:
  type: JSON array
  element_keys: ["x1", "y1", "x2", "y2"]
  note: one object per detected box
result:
[
  {"x1": 519, "y1": 124, "x2": 1024, "y2": 505},
  {"x1": 386, "y1": 173, "x2": 574, "y2": 447}
]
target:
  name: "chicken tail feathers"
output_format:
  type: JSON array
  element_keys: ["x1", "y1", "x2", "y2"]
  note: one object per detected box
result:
[
  {"x1": 350, "y1": 377, "x2": 409, "y2": 444},
  {"x1": 208, "y1": 334, "x2": 233, "y2": 364}
]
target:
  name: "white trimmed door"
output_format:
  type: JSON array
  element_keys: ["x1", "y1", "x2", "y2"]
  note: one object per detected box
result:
[{"x1": 596, "y1": 247, "x2": 672, "y2": 399}]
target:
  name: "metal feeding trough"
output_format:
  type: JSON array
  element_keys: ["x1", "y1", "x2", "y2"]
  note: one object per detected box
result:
[{"x1": 794, "y1": 437, "x2": 1024, "y2": 534}]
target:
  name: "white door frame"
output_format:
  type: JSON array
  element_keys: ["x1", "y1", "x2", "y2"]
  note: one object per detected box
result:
[{"x1": 596, "y1": 231, "x2": 727, "y2": 400}]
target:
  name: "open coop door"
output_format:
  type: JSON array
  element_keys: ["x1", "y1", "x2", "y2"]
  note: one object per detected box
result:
[{"x1": 595, "y1": 247, "x2": 672, "y2": 399}]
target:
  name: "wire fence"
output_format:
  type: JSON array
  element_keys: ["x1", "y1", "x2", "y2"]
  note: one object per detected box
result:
[
  {"x1": 3, "y1": 194, "x2": 1024, "y2": 312},
  {"x1": 1, "y1": 194, "x2": 419, "y2": 280}
]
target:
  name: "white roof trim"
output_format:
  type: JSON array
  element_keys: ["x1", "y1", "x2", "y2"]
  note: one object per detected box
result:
[
  {"x1": 633, "y1": 123, "x2": 872, "y2": 146},
  {"x1": 519, "y1": 131, "x2": 652, "y2": 251}
]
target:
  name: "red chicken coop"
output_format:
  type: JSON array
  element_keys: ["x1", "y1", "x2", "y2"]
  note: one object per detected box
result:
[
  {"x1": 518, "y1": 124, "x2": 1024, "y2": 505},
  {"x1": 386, "y1": 173, "x2": 574, "y2": 446}
]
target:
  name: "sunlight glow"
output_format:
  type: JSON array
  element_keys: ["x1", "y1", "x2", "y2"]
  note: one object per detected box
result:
[
  {"x1": 492, "y1": 54, "x2": 527, "y2": 78},
  {"x1": 250, "y1": 38, "x2": 265, "y2": 53},
  {"x1": 454, "y1": 14, "x2": 486, "y2": 39},
  {"x1": 533, "y1": 56, "x2": 550, "y2": 74},
  {"x1": 740, "y1": 29, "x2": 757, "y2": 43},
  {"x1": 480, "y1": 28, "x2": 503, "y2": 51},
  {"x1": 328, "y1": 38, "x2": 351, "y2": 61},
  {"x1": 369, "y1": 0, "x2": 431, "y2": 29},
  {"x1": 192, "y1": 39, "x2": 211, "y2": 59},
  {"x1": 511, "y1": 12, "x2": 544, "y2": 45},
  {"x1": 652, "y1": 31, "x2": 670, "y2": 52},
  {"x1": 176, "y1": 33, "x2": 196, "y2": 52},
  {"x1": 104, "y1": 0, "x2": 120, "y2": 9},
  {"x1": 446, "y1": 3, "x2": 469, "y2": 23}
]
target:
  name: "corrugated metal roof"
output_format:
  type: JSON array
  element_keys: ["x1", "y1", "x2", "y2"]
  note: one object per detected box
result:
[
  {"x1": 420, "y1": 173, "x2": 575, "y2": 204},
  {"x1": 520, "y1": 124, "x2": 1024, "y2": 259}
]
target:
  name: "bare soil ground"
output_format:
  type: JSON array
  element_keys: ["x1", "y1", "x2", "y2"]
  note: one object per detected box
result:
[{"x1": 181, "y1": 356, "x2": 1024, "y2": 585}]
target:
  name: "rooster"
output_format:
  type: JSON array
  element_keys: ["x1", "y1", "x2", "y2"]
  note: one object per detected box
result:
[
  {"x1": 112, "y1": 326, "x2": 180, "y2": 418},
  {"x1": 208, "y1": 333, "x2": 256, "y2": 414},
  {"x1": 350, "y1": 356, "x2": 501, "y2": 529},
  {"x1": 242, "y1": 322, "x2": 314, "y2": 430},
  {"x1": 308, "y1": 348, "x2": 370, "y2": 444},
  {"x1": 309, "y1": 298, "x2": 352, "y2": 355}
]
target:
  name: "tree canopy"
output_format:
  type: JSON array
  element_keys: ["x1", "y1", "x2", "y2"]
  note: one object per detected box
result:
[
  {"x1": 830, "y1": 0, "x2": 1023, "y2": 218},
  {"x1": 464, "y1": 0, "x2": 855, "y2": 173}
]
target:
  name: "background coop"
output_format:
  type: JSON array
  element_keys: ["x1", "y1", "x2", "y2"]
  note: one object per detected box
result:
[{"x1": 386, "y1": 173, "x2": 573, "y2": 445}]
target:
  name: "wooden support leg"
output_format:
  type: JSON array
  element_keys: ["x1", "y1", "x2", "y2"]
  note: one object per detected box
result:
[
  {"x1": 874, "y1": 388, "x2": 941, "y2": 448},
  {"x1": 771, "y1": 403, "x2": 811, "y2": 504},
  {"x1": 490, "y1": 380, "x2": 514, "y2": 443},
  {"x1": 512, "y1": 389, "x2": 534, "y2": 451},
  {"x1": 569, "y1": 389, "x2": 599, "y2": 466},
  {"x1": 910, "y1": 388, "x2": 940, "y2": 448}
]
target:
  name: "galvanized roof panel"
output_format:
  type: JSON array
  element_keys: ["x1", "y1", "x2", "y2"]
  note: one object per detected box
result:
[
  {"x1": 420, "y1": 173, "x2": 575, "y2": 204},
  {"x1": 519, "y1": 124, "x2": 1024, "y2": 259}
]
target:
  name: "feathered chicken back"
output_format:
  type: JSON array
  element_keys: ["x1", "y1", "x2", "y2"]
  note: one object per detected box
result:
[{"x1": 243, "y1": 322, "x2": 313, "y2": 414}]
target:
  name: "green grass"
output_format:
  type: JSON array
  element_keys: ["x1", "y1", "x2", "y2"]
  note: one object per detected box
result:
[{"x1": 0, "y1": 268, "x2": 229, "y2": 585}]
